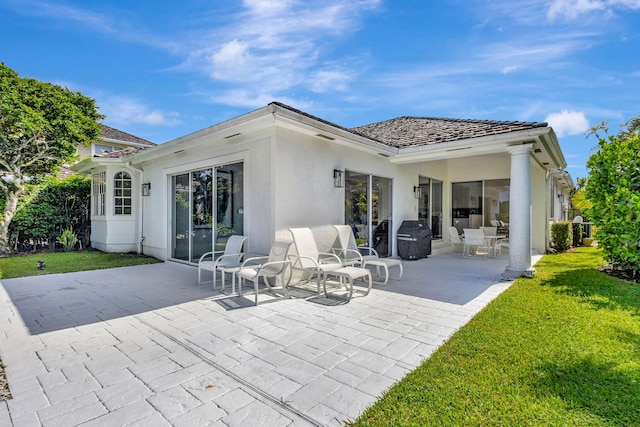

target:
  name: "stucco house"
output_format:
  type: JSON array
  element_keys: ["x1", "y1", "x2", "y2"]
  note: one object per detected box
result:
[{"x1": 74, "y1": 102, "x2": 573, "y2": 278}]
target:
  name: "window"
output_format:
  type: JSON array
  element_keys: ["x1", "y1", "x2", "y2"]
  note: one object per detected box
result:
[
  {"x1": 451, "y1": 179, "x2": 510, "y2": 234},
  {"x1": 418, "y1": 177, "x2": 443, "y2": 239},
  {"x1": 114, "y1": 171, "x2": 132, "y2": 215},
  {"x1": 92, "y1": 172, "x2": 106, "y2": 216},
  {"x1": 94, "y1": 144, "x2": 121, "y2": 155}
]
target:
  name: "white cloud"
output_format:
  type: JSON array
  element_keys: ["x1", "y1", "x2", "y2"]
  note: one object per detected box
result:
[
  {"x1": 99, "y1": 96, "x2": 182, "y2": 126},
  {"x1": 184, "y1": 0, "x2": 381, "y2": 103},
  {"x1": 310, "y1": 69, "x2": 354, "y2": 93},
  {"x1": 545, "y1": 110, "x2": 590, "y2": 136},
  {"x1": 501, "y1": 65, "x2": 519, "y2": 74},
  {"x1": 547, "y1": 0, "x2": 640, "y2": 21}
]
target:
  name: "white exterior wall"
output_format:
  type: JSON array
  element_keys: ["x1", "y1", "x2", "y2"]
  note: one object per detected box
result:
[
  {"x1": 137, "y1": 132, "x2": 263, "y2": 258},
  {"x1": 531, "y1": 160, "x2": 548, "y2": 254},
  {"x1": 90, "y1": 164, "x2": 139, "y2": 253},
  {"x1": 83, "y1": 109, "x2": 568, "y2": 273},
  {"x1": 272, "y1": 128, "x2": 418, "y2": 257}
]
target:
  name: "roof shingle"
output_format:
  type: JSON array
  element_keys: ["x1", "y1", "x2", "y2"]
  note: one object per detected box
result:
[
  {"x1": 100, "y1": 125, "x2": 155, "y2": 147},
  {"x1": 351, "y1": 116, "x2": 548, "y2": 148}
]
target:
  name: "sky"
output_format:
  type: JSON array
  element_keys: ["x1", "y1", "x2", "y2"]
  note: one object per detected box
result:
[{"x1": 2, "y1": 0, "x2": 640, "y2": 181}]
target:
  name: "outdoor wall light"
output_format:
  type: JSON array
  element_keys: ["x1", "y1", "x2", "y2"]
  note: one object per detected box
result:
[
  {"x1": 557, "y1": 194, "x2": 565, "y2": 203},
  {"x1": 333, "y1": 169, "x2": 344, "y2": 188},
  {"x1": 142, "y1": 182, "x2": 151, "y2": 196},
  {"x1": 413, "y1": 186, "x2": 421, "y2": 199}
]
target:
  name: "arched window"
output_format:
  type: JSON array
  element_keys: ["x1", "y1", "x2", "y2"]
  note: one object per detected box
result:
[{"x1": 114, "y1": 171, "x2": 132, "y2": 215}]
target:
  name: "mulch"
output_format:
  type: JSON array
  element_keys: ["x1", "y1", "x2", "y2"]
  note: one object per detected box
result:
[{"x1": 599, "y1": 265, "x2": 640, "y2": 284}]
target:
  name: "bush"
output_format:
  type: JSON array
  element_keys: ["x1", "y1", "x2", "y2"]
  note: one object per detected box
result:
[
  {"x1": 572, "y1": 222, "x2": 582, "y2": 247},
  {"x1": 586, "y1": 131, "x2": 640, "y2": 273},
  {"x1": 10, "y1": 175, "x2": 91, "y2": 251},
  {"x1": 551, "y1": 222, "x2": 572, "y2": 252}
]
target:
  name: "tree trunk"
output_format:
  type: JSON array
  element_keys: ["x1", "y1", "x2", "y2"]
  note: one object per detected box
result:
[{"x1": 0, "y1": 179, "x2": 24, "y2": 256}]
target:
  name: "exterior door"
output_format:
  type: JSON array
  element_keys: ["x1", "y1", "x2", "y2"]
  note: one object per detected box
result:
[
  {"x1": 171, "y1": 162, "x2": 243, "y2": 263},
  {"x1": 345, "y1": 171, "x2": 393, "y2": 257}
]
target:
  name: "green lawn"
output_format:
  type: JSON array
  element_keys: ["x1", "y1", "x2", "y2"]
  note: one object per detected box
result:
[
  {"x1": 352, "y1": 247, "x2": 640, "y2": 426},
  {"x1": 0, "y1": 250, "x2": 161, "y2": 280}
]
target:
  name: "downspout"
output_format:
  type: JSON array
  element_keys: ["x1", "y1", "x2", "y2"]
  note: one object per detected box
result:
[{"x1": 126, "y1": 161, "x2": 145, "y2": 254}]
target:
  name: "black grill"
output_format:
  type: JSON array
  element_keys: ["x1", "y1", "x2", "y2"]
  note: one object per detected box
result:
[{"x1": 397, "y1": 220, "x2": 432, "y2": 260}]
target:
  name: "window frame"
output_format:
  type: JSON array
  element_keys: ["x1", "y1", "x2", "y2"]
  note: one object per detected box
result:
[
  {"x1": 113, "y1": 171, "x2": 132, "y2": 215},
  {"x1": 92, "y1": 172, "x2": 106, "y2": 217}
]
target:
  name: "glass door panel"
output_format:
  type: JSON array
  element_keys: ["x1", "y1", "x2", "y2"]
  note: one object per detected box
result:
[
  {"x1": 172, "y1": 173, "x2": 191, "y2": 261},
  {"x1": 171, "y1": 162, "x2": 244, "y2": 263},
  {"x1": 418, "y1": 177, "x2": 443, "y2": 240},
  {"x1": 345, "y1": 171, "x2": 393, "y2": 257},
  {"x1": 345, "y1": 172, "x2": 369, "y2": 246},
  {"x1": 215, "y1": 162, "x2": 244, "y2": 252},
  {"x1": 191, "y1": 169, "x2": 213, "y2": 262},
  {"x1": 371, "y1": 176, "x2": 392, "y2": 257},
  {"x1": 451, "y1": 181, "x2": 483, "y2": 234}
]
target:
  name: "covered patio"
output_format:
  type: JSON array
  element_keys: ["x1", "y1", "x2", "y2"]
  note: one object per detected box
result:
[{"x1": 0, "y1": 251, "x2": 536, "y2": 426}]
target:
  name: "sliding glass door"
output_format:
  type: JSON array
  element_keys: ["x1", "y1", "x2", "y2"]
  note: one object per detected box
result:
[
  {"x1": 172, "y1": 162, "x2": 244, "y2": 262},
  {"x1": 418, "y1": 176, "x2": 443, "y2": 239},
  {"x1": 344, "y1": 171, "x2": 393, "y2": 257},
  {"x1": 451, "y1": 179, "x2": 509, "y2": 234}
]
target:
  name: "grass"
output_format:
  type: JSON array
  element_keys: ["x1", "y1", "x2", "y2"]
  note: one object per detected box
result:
[
  {"x1": 0, "y1": 250, "x2": 161, "y2": 280},
  {"x1": 352, "y1": 246, "x2": 640, "y2": 426}
]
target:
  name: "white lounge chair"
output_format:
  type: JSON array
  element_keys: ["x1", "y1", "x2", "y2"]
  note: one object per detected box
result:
[
  {"x1": 332, "y1": 224, "x2": 402, "y2": 286},
  {"x1": 197, "y1": 235, "x2": 247, "y2": 291},
  {"x1": 331, "y1": 224, "x2": 365, "y2": 266},
  {"x1": 448, "y1": 226, "x2": 464, "y2": 253},
  {"x1": 463, "y1": 228, "x2": 489, "y2": 259},
  {"x1": 237, "y1": 240, "x2": 293, "y2": 306},
  {"x1": 289, "y1": 227, "x2": 343, "y2": 294}
]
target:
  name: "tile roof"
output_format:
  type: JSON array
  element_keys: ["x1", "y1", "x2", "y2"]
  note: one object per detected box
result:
[
  {"x1": 351, "y1": 116, "x2": 549, "y2": 148},
  {"x1": 96, "y1": 146, "x2": 148, "y2": 158},
  {"x1": 271, "y1": 102, "x2": 549, "y2": 149},
  {"x1": 100, "y1": 125, "x2": 155, "y2": 147}
]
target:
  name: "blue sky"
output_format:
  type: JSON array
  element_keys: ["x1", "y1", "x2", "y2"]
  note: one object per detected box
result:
[{"x1": 2, "y1": 0, "x2": 640, "y2": 180}]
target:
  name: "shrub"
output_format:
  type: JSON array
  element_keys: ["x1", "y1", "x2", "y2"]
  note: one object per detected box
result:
[
  {"x1": 551, "y1": 222, "x2": 572, "y2": 252},
  {"x1": 10, "y1": 175, "x2": 91, "y2": 251},
  {"x1": 57, "y1": 227, "x2": 78, "y2": 252},
  {"x1": 586, "y1": 131, "x2": 640, "y2": 273},
  {"x1": 572, "y1": 222, "x2": 582, "y2": 247}
]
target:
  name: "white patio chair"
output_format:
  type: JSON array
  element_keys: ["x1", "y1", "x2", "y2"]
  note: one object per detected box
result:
[
  {"x1": 480, "y1": 226, "x2": 497, "y2": 236},
  {"x1": 463, "y1": 228, "x2": 489, "y2": 259},
  {"x1": 495, "y1": 238, "x2": 509, "y2": 257},
  {"x1": 197, "y1": 235, "x2": 247, "y2": 291},
  {"x1": 331, "y1": 225, "x2": 365, "y2": 266},
  {"x1": 237, "y1": 240, "x2": 293, "y2": 306},
  {"x1": 289, "y1": 227, "x2": 343, "y2": 294},
  {"x1": 448, "y1": 226, "x2": 464, "y2": 253},
  {"x1": 332, "y1": 224, "x2": 403, "y2": 286}
]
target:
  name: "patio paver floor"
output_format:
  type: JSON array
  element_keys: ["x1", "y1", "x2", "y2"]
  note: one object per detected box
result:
[{"x1": 0, "y1": 252, "x2": 528, "y2": 426}]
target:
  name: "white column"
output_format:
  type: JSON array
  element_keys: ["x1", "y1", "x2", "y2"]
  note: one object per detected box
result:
[{"x1": 504, "y1": 144, "x2": 535, "y2": 279}]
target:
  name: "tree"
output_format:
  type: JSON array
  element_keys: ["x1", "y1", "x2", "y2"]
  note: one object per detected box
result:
[
  {"x1": 0, "y1": 63, "x2": 102, "y2": 254},
  {"x1": 569, "y1": 177, "x2": 591, "y2": 220},
  {"x1": 618, "y1": 115, "x2": 640, "y2": 140},
  {"x1": 585, "y1": 128, "x2": 640, "y2": 275}
]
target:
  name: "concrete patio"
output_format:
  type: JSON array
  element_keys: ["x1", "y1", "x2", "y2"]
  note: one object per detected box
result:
[{"x1": 0, "y1": 251, "x2": 534, "y2": 426}]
